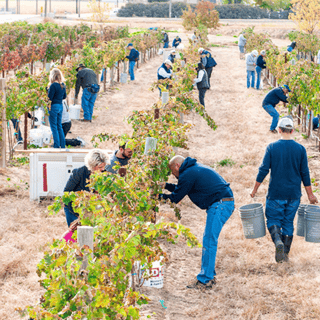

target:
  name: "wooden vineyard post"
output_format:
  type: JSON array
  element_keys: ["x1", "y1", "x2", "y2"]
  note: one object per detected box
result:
[
  {"x1": 23, "y1": 112, "x2": 28, "y2": 150},
  {"x1": 307, "y1": 111, "x2": 312, "y2": 138},
  {"x1": 103, "y1": 68, "x2": 107, "y2": 92},
  {"x1": 117, "y1": 61, "x2": 120, "y2": 83},
  {"x1": 0, "y1": 78, "x2": 6, "y2": 168},
  {"x1": 77, "y1": 226, "x2": 94, "y2": 270},
  {"x1": 284, "y1": 53, "x2": 288, "y2": 63},
  {"x1": 273, "y1": 76, "x2": 276, "y2": 88},
  {"x1": 110, "y1": 67, "x2": 114, "y2": 87},
  {"x1": 298, "y1": 105, "x2": 301, "y2": 125},
  {"x1": 154, "y1": 108, "x2": 159, "y2": 120}
]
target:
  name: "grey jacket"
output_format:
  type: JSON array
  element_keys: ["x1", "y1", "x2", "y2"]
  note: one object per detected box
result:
[
  {"x1": 105, "y1": 150, "x2": 129, "y2": 174},
  {"x1": 75, "y1": 68, "x2": 98, "y2": 97},
  {"x1": 246, "y1": 53, "x2": 257, "y2": 71},
  {"x1": 238, "y1": 34, "x2": 247, "y2": 47}
]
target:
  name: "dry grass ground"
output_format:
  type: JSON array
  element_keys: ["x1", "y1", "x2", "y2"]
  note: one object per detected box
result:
[{"x1": 1, "y1": 22, "x2": 320, "y2": 320}]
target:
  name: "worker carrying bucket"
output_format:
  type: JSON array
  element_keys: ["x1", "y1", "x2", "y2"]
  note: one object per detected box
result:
[{"x1": 250, "y1": 117, "x2": 318, "y2": 263}]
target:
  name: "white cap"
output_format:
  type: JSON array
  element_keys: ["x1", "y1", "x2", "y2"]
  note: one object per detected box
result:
[
  {"x1": 260, "y1": 50, "x2": 266, "y2": 55},
  {"x1": 161, "y1": 31, "x2": 165, "y2": 33},
  {"x1": 252, "y1": 50, "x2": 258, "y2": 57},
  {"x1": 164, "y1": 59, "x2": 173, "y2": 67},
  {"x1": 170, "y1": 49, "x2": 176, "y2": 53},
  {"x1": 198, "y1": 48, "x2": 204, "y2": 53},
  {"x1": 278, "y1": 117, "x2": 294, "y2": 130}
]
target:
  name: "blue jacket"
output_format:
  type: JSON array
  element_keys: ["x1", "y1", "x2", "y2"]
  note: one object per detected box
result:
[
  {"x1": 126, "y1": 48, "x2": 140, "y2": 61},
  {"x1": 64, "y1": 165, "x2": 91, "y2": 215},
  {"x1": 201, "y1": 50, "x2": 217, "y2": 68},
  {"x1": 256, "y1": 140, "x2": 311, "y2": 200},
  {"x1": 256, "y1": 55, "x2": 266, "y2": 69},
  {"x1": 48, "y1": 82, "x2": 67, "y2": 105},
  {"x1": 160, "y1": 157, "x2": 233, "y2": 210},
  {"x1": 157, "y1": 63, "x2": 172, "y2": 80},
  {"x1": 262, "y1": 87, "x2": 288, "y2": 107},
  {"x1": 168, "y1": 53, "x2": 175, "y2": 64},
  {"x1": 172, "y1": 37, "x2": 181, "y2": 48}
]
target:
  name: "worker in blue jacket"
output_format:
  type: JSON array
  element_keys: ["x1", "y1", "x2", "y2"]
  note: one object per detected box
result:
[
  {"x1": 198, "y1": 48, "x2": 217, "y2": 87},
  {"x1": 159, "y1": 155, "x2": 234, "y2": 291},
  {"x1": 168, "y1": 49, "x2": 176, "y2": 64},
  {"x1": 162, "y1": 30, "x2": 169, "y2": 48},
  {"x1": 172, "y1": 36, "x2": 181, "y2": 48},
  {"x1": 262, "y1": 85, "x2": 291, "y2": 133},
  {"x1": 126, "y1": 43, "x2": 140, "y2": 81},
  {"x1": 157, "y1": 59, "x2": 172, "y2": 96}
]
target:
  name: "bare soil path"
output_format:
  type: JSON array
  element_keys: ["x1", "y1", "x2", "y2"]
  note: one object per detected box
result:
[{"x1": 1, "y1": 31, "x2": 320, "y2": 320}]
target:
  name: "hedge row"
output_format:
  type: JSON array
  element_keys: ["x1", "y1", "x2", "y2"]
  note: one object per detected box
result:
[{"x1": 117, "y1": 3, "x2": 291, "y2": 19}]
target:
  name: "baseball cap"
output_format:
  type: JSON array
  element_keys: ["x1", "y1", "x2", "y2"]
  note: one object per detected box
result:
[
  {"x1": 278, "y1": 117, "x2": 294, "y2": 130},
  {"x1": 164, "y1": 59, "x2": 173, "y2": 67},
  {"x1": 127, "y1": 43, "x2": 133, "y2": 47},
  {"x1": 170, "y1": 49, "x2": 176, "y2": 53},
  {"x1": 282, "y1": 84, "x2": 291, "y2": 92},
  {"x1": 198, "y1": 48, "x2": 204, "y2": 53},
  {"x1": 76, "y1": 63, "x2": 86, "y2": 71}
]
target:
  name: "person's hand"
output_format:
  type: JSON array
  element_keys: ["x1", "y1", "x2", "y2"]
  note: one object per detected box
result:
[
  {"x1": 308, "y1": 194, "x2": 318, "y2": 204},
  {"x1": 250, "y1": 190, "x2": 256, "y2": 198},
  {"x1": 157, "y1": 181, "x2": 166, "y2": 189}
]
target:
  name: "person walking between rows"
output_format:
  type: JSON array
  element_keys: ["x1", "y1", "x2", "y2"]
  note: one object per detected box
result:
[
  {"x1": 193, "y1": 63, "x2": 209, "y2": 108},
  {"x1": 256, "y1": 50, "x2": 266, "y2": 90},
  {"x1": 246, "y1": 50, "x2": 258, "y2": 89},
  {"x1": 75, "y1": 64, "x2": 100, "y2": 123},
  {"x1": 168, "y1": 49, "x2": 176, "y2": 64},
  {"x1": 162, "y1": 30, "x2": 169, "y2": 49},
  {"x1": 48, "y1": 68, "x2": 66, "y2": 149},
  {"x1": 172, "y1": 36, "x2": 181, "y2": 48},
  {"x1": 126, "y1": 43, "x2": 140, "y2": 82},
  {"x1": 157, "y1": 59, "x2": 172, "y2": 96},
  {"x1": 238, "y1": 32, "x2": 247, "y2": 60},
  {"x1": 159, "y1": 156, "x2": 234, "y2": 290},
  {"x1": 251, "y1": 117, "x2": 318, "y2": 263},
  {"x1": 262, "y1": 85, "x2": 291, "y2": 134},
  {"x1": 198, "y1": 48, "x2": 217, "y2": 88}
]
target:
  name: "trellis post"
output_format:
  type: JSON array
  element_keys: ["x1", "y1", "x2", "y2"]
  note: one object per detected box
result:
[
  {"x1": 77, "y1": 226, "x2": 94, "y2": 270},
  {"x1": 0, "y1": 79, "x2": 6, "y2": 168}
]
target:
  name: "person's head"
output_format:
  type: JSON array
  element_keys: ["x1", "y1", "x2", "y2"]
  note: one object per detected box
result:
[
  {"x1": 170, "y1": 49, "x2": 176, "y2": 56},
  {"x1": 251, "y1": 50, "x2": 258, "y2": 57},
  {"x1": 164, "y1": 59, "x2": 173, "y2": 69},
  {"x1": 119, "y1": 140, "x2": 134, "y2": 159},
  {"x1": 260, "y1": 50, "x2": 266, "y2": 56},
  {"x1": 161, "y1": 31, "x2": 165, "y2": 34},
  {"x1": 76, "y1": 63, "x2": 86, "y2": 72},
  {"x1": 176, "y1": 36, "x2": 179, "y2": 40},
  {"x1": 198, "y1": 48, "x2": 204, "y2": 55},
  {"x1": 85, "y1": 149, "x2": 108, "y2": 172},
  {"x1": 278, "y1": 117, "x2": 294, "y2": 135},
  {"x1": 49, "y1": 68, "x2": 65, "y2": 89},
  {"x1": 127, "y1": 43, "x2": 133, "y2": 50},
  {"x1": 281, "y1": 84, "x2": 291, "y2": 94},
  {"x1": 196, "y1": 62, "x2": 205, "y2": 72},
  {"x1": 169, "y1": 155, "x2": 185, "y2": 178}
]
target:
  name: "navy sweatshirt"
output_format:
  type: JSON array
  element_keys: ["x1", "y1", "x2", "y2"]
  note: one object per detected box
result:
[
  {"x1": 262, "y1": 87, "x2": 288, "y2": 107},
  {"x1": 256, "y1": 140, "x2": 311, "y2": 200},
  {"x1": 256, "y1": 55, "x2": 266, "y2": 69},
  {"x1": 160, "y1": 157, "x2": 233, "y2": 210},
  {"x1": 48, "y1": 82, "x2": 67, "y2": 105},
  {"x1": 126, "y1": 48, "x2": 140, "y2": 61}
]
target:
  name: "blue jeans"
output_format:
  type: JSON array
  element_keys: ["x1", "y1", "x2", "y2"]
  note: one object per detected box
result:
[
  {"x1": 49, "y1": 103, "x2": 65, "y2": 148},
  {"x1": 11, "y1": 119, "x2": 23, "y2": 141},
  {"x1": 129, "y1": 61, "x2": 136, "y2": 81},
  {"x1": 82, "y1": 88, "x2": 98, "y2": 121},
  {"x1": 239, "y1": 46, "x2": 244, "y2": 53},
  {"x1": 265, "y1": 199, "x2": 300, "y2": 236},
  {"x1": 256, "y1": 66, "x2": 262, "y2": 89},
  {"x1": 164, "y1": 42, "x2": 169, "y2": 48},
  {"x1": 247, "y1": 70, "x2": 255, "y2": 88},
  {"x1": 197, "y1": 200, "x2": 234, "y2": 284},
  {"x1": 263, "y1": 104, "x2": 279, "y2": 131},
  {"x1": 64, "y1": 206, "x2": 78, "y2": 227}
]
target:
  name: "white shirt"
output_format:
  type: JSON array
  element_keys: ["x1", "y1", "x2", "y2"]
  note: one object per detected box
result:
[
  {"x1": 158, "y1": 67, "x2": 172, "y2": 79},
  {"x1": 194, "y1": 70, "x2": 205, "y2": 84},
  {"x1": 317, "y1": 50, "x2": 320, "y2": 64},
  {"x1": 62, "y1": 100, "x2": 71, "y2": 124}
]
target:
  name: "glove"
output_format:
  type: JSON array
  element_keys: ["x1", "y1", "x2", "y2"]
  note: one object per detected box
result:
[{"x1": 34, "y1": 117, "x2": 38, "y2": 122}]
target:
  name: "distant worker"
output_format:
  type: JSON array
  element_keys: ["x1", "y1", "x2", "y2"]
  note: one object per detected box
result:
[
  {"x1": 105, "y1": 138, "x2": 134, "y2": 174},
  {"x1": 162, "y1": 30, "x2": 169, "y2": 49},
  {"x1": 287, "y1": 41, "x2": 296, "y2": 52},
  {"x1": 11, "y1": 113, "x2": 37, "y2": 145},
  {"x1": 159, "y1": 155, "x2": 234, "y2": 290},
  {"x1": 191, "y1": 31, "x2": 199, "y2": 44},
  {"x1": 64, "y1": 149, "x2": 108, "y2": 226},
  {"x1": 313, "y1": 115, "x2": 320, "y2": 130},
  {"x1": 246, "y1": 50, "x2": 258, "y2": 89},
  {"x1": 251, "y1": 117, "x2": 318, "y2": 263},
  {"x1": 262, "y1": 85, "x2": 291, "y2": 134},
  {"x1": 75, "y1": 63, "x2": 100, "y2": 123},
  {"x1": 238, "y1": 32, "x2": 247, "y2": 60},
  {"x1": 168, "y1": 49, "x2": 176, "y2": 64},
  {"x1": 193, "y1": 63, "x2": 209, "y2": 108},
  {"x1": 256, "y1": 50, "x2": 266, "y2": 90},
  {"x1": 317, "y1": 49, "x2": 320, "y2": 64},
  {"x1": 126, "y1": 43, "x2": 140, "y2": 82},
  {"x1": 198, "y1": 48, "x2": 217, "y2": 88},
  {"x1": 172, "y1": 36, "x2": 181, "y2": 48},
  {"x1": 157, "y1": 59, "x2": 172, "y2": 96}
]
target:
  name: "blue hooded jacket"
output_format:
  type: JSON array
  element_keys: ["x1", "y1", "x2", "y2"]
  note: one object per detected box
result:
[
  {"x1": 262, "y1": 87, "x2": 288, "y2": 107},
  {"x1": 201, "y1": 50, "x2": 217, "y2": 68},
  {"x1": 161, "y1": 157, "x2": 233, "y2": 210},
  {"x1": 172, "y1": 37, "x2": 181, "y2": 48},
  {"x1": 126, "y1": 48, "x2": 140, "y2": 61}
]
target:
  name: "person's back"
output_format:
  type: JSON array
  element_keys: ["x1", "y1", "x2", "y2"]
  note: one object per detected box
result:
[
  {"x1": 246, "y1": 53, "x2": 256, "y2": 71},
  {"x1": 48, "y1": 82, "x2": 66, "y2": 105},
  {"x1": 238, "y1": 34, "x2": 246, "y2": 47},
  {"x1": 263, "y1": 87, "x2": 287, "y2": 107},
  {"x1": 258, "y1": 140, "x2": 310, "y2": 200},
  {"x1": 77, "y1": 68, "x2": 98, "y2": 88}
]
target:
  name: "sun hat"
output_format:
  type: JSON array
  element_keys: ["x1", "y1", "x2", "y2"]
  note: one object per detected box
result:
[
  {"x1": 76, "y1": 63, "x2": 86, "y2": 71},
  {"x1": 282, "y1": 84, "x2": 291, "y2": 92},
  {"x1": 260, "y1": 50, "x2": 266, "y2": 55},
  {"x1": 278, "y1": 117, "x2": 294, "y2": 130},
  {"x1": 164, "y1": 59, "x2": 173, "y2": 67}
]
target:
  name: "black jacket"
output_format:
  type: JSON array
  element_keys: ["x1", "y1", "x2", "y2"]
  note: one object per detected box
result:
[
  {"x1": 163, "y1": 33, "x2": 169, "y2": 43},
  {"x1": 64, "y1": 165, "x2": 91, "y2": 215},
  {"x1": 257, "y1": 55, "x2": 266, "y2": 69},
  {"x1": 75, "y1": 68, "x2": 98, "y2": 97}
]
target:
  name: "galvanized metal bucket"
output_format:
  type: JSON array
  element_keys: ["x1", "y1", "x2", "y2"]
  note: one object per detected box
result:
[{"x1": 305, "y1": 205, "x2": 320, "y2": 243}]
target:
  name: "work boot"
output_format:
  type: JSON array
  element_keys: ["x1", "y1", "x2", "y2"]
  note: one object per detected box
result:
[
  {"x1": 268, "y1": 225, "x2": 285, "y2": 263},
  {"x1": 282, "y1": 235, "x2": 293, "y2": 262}
]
